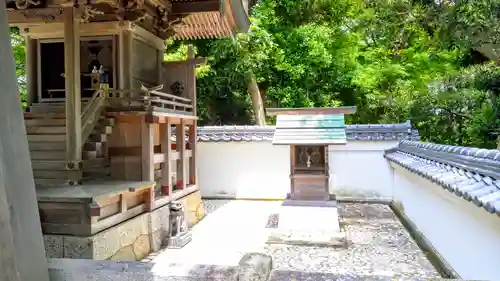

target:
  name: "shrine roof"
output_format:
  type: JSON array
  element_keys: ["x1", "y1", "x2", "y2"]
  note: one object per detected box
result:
[
  {"x1": 6, "y1": 0, "x2": 251, "y2": 40},
  {"x1": 196, "y1": 121, "x2": 420, "y2": 142},
  {"x1": 385, "y1": 141, "x2": 500, "y2": 214},
  {"x1": 272, "y1": 114, "x2": 348, "y2": 145}
]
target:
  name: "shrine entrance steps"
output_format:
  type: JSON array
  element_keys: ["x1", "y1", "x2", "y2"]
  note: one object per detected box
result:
[{"x1": 24, "y1": 101, "x2": 114, "y2": 185}]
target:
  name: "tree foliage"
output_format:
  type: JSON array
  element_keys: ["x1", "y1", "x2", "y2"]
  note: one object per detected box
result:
[{"x1": 11, "y1": 0, "x2": 500, "y2": 148}]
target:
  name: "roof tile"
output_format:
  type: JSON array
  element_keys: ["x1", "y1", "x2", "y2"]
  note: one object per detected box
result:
[
  {"x1": 385, "y1": 141, "x2": 500, "y2": 215},
  {"x1": 197, "y1": 120, "x2": 420, "y2": 142}
]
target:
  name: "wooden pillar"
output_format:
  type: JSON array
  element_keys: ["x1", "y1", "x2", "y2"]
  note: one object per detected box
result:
[
  {"x1": 25, "y1": 37, "x2": 37, "y2": 107},
  {"x1": 119, "y1": 28, "x2": 133, "y2": 90},
  {"x1": 141, "y1": 118, "x2": 154, "y2": 181},
  {"x1": 187, "y1": 45, "x2": 197, "y2": 185},
  {"x1": 64, "y1": 7, "x2": 82, "y2": 161},
  {"x1": 176, "y1": 121, "x2": 187, "y2": 189},
  {"x1": 160, "y1": 121, "x2": 172, "y2": 195},
  {"x1": 0, "y1": 5, "x2": 50, "y2": 280}
]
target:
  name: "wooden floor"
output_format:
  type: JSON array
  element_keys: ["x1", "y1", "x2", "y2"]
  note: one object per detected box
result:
[
  {"x1": 36, "y1": 180, "x2": 154, "y2": 202},
  {"x1": 35, "y1": 180, "x2": 199, "y2": 236}
]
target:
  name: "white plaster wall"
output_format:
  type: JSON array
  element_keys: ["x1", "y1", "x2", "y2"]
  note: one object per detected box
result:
[
  {"x1": 329, "y1": 141, "x2": 398, "y2": 199},
  {"x1": 391, "y1": 163, "x2": 500, "y2": 281},
  {"x1": 197, "y1": 142, "x2": 290, "y2": 199},
  {"x1": 197, "y1": 141, "x2": 396, "y2": 199}
]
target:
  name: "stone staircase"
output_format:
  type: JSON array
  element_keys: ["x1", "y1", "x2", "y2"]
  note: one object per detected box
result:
[{"x1": 24, "y1": 102, "x2": 114, "y2": 186}]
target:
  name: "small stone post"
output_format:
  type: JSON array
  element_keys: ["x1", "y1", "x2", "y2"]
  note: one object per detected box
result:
[{"x1": 0, "y1": 3, "x2": 50, "y2": 281}]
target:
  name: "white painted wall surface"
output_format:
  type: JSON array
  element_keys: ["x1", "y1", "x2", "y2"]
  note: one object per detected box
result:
[
  {"x1": 329, "y1": 141, "x2": 397, "y2": 199},
  {"x1": 197, "y1": 140, "x2": 500, "y2": 280},
  {"x1": 391, "y1": 164, "x2": 500, "y2": 281},
  {"x1": 197, "y1": 142, "x2": 290, "y2": 199},
  {"x1": 197, "y1": 140, "x2": 396, "y2": 199}
]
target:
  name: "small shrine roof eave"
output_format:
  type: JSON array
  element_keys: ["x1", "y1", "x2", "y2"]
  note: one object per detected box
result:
[
  {"x1": 272, "y1": 113, "x2": 350, "y2": 146},
  {"x1": 266, "y1": 106, "x2": 357, "y2": 116}
]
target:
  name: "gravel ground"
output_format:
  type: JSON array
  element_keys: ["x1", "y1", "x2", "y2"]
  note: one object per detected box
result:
[{"x1": 201, "y1": 200, "x2": 441, "y2": 278}]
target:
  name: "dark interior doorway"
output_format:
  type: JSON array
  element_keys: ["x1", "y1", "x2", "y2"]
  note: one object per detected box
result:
[
  {"x1": 40, "y1": 42, "x2": 65, "y2": 100},
  {"x1": 39, "y1": 37, "x2": 115, "y2": 102}
]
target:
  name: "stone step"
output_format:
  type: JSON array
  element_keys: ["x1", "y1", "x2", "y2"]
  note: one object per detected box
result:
[
  {"x1": 26, "y1": 126, "x2": 66, "y2": 134},
  {"x1": 25, "y1": 118, "x2": 66, "y2": 127},
  {"x1": 24, "y1": 112, "x2": 66, "y2": 119},
  {"x1": 35, "y1": 178, "x2": 79, "y2": 186},
  {"x1": 33, "y1": 170, "x2": 82, "y2": 180},
  {"x1": 31, "y1": 160, "x2": 79, "y2": 171},
  {"x1": 29, "y1": 142, "x2": 66, "y2": 151},
  {"x1": 27, "y1": 134, "x2": 66, "y2": 142},
  {"x1": 30, "y1": 150, "x2": 65, "y2": 160},
  {"x1": 29, "y1": 102, "x2": 89, "y2": 114}
]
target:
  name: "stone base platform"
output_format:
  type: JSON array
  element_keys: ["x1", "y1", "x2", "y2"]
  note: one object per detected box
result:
[
  {"x1": 49, "y1": 252, "x2": 273, "y2": 281},
  {"x1": 44, "y1": 190, "x2": 206, "y2": 261},
  {"x1": 44, "y1": 202, "x2": 170, "y2": 260},
  {"x1": 266, "y1": 199, "x2": 345, "y2": 247}
]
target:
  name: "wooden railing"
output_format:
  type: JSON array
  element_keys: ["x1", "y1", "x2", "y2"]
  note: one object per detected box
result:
[
  {"x1": 140, "y1": 85, "x2": 193, "y2": 113},
  {"x1": 106, "y1": 85, "x2": 193, "y2": 114},
  {"x1": 81, "y1": 89, "x2": 106, "y2": 143}
]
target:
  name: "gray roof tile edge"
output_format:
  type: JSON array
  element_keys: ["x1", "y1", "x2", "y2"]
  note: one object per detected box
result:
[
  {"x1": 384, "y1": 141, "x2": 500, "y2": 215},
  {"x1": 197, "y1": 120, "x2": 420, "y2": 142}
]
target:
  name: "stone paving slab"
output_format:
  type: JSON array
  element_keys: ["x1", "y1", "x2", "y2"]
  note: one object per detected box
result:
[
  {"x1": 144, "y1": 200, "x2": 442, "y2": 279},
  {"x1": 277, "y1": 202, "x2": 341, "y2": 232},
  {"x1": 270, "y1": 270, "x2": 460, "y2": 281},
  {"x1": 267, "y1": 229, "x2": 346, "y2": 248}
]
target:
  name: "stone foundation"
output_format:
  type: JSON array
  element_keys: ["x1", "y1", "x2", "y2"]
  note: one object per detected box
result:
[{"x1": 44, "y1": 190, "x2": 205, "y2": 261}]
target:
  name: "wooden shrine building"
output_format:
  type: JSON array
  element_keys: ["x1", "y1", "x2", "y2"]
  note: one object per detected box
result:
[
  {"x1": 267, "y1": 107, "x2": 357, "y2": 201},
  {"x1": 6, "y1": 0, "x2": 250, "y2": 260}
]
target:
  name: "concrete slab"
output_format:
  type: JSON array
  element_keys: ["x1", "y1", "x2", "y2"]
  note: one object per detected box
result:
[{"x1": 277, "y1": 200, "x2": 341, "y2": 232}]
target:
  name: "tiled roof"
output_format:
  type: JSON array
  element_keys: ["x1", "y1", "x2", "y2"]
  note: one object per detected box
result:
[
  {"x1": 273, "y1": 115, "x2": 347, "y2": 145},
  {"x1": 197, "y1": 121, "x2": 420, "y2": 142},
  {"x1": 385, "y1": 141, "x2": 500, "y2": 214}
]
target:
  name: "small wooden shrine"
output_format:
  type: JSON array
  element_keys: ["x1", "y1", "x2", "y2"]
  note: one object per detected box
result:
[
  {"x1": 6, "y1": 0, "x2": 250, "y2": 260},
  {"x1": 267, "y1": 107, "x2": 357, "y2": 201}
]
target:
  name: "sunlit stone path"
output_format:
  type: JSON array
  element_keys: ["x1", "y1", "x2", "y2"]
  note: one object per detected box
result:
[{"x1": 142, "y1": 200, "x2": 441, "y2": 279}]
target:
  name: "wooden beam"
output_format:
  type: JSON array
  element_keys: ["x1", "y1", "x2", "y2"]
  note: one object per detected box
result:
[
  {"x1": 176, "y1": 121, "x2": 187, "y2": 189},
  {"x1": 160, "y1": 121, "x2": 172, "y2": 196},
  {"x1": 64, "y1": 7, "x2": 82, "y2": 162},
  {"x1": 141, "y1": 118, "x2": 154, "y2": 181},
  {"x1": 0, "y1": 3, "x2": 50, "y2": 280},
  {"x1": 8, "y1": 7, "x2": 66, "y2": 25},
  {"x1": 266, "y1": 106, "x2": 357, "y2": 116},
  {"x1": 171, "y1": 0, "x2": 220, "y2": 14},
  {"x1": 187, "y1": 45, "x2": 197, "y2": 185}
]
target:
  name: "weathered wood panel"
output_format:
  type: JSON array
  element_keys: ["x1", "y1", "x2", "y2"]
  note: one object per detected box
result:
[
  {"x1": 131, "y1": 38, "x2": 160, "y2": 88},
  {"x1": 37, "y1": 182, "x2": 154, "y2": 236},
  {"x1": 291, "y1": 175, "x2": 329, "y2": 200}
]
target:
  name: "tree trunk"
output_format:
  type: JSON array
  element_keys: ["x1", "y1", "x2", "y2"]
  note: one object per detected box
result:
[
  {"x1": 247, "y1": 73, "x2": 266, "y2": 126},
  {"x1": 497, "y1": 135, "x2": 500, "y2": 150}
]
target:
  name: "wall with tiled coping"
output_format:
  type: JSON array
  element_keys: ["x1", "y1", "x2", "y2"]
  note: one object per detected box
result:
[
  {"x1": 197, "y1": 123, "x2": 417, "y2": 200},
  {"x1": 196, "y1": 125, "x2": 500, "y2": 281},
  {"x1": 385, "y1": 141, "x2": 500, "y2": 281}
]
